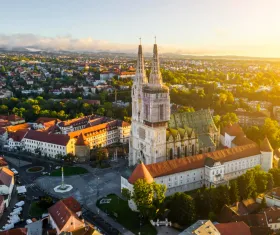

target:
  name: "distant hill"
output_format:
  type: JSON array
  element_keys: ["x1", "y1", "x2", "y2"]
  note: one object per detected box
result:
[{"x1": 0, "y1": 46, "x2": 280, "y2": 61}]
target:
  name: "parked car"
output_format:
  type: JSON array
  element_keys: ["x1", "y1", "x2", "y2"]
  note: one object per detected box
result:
[
  {"x1": 26, "y1": 219, "x2": 32, "y2": 224},
  {"x1": 15, "y1": 201, "x2": 24, "y2": 207},
  {"x1": 11, "y1": 168, "x2": 18, "y2": 175}
]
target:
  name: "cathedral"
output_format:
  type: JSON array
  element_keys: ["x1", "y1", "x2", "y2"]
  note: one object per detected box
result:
[
  {"x1": 123, "y1": 43, "x2": 273, "y2": 206},
  {"x1": 129, "y1": 42, "x2": 219, "y2": 166}
]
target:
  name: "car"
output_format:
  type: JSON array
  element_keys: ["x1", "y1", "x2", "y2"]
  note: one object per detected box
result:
[
  {"x1": 11, "y1": 168, "x2": 18, "y2": 175},
  {"x1": 41, "y1": 172, "x2": 48, "y2": 175},
  {"x1": 55, "y1": 166, "x2": 61, "y2": 170},
  {"x1": 26, "y1": 219, "x2": 32, "y2": 225}
]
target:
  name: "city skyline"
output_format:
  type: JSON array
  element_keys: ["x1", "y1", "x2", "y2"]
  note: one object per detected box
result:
[{"x1": 1, "y1": 0, "x2": 280, "y2": 57}]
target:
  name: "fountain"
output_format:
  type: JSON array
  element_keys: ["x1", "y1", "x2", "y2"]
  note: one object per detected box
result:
[{"x1": 54, "y1": 167, "x2": 73, "y2": 193}]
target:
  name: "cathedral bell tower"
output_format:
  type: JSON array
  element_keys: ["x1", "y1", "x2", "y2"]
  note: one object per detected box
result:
[
  {"x1": 142, "y1": 42, "x2": 170, "y2": 127},
  {"x1": 131, "y1": 40, "x2": 147, "y2": 122},
  {"x1": 129, "y1": 40, "x2": 170, "y2": 166}
]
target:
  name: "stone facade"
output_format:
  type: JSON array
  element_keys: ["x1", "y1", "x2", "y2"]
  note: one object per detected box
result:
[{"x1": 129, "y1": 43, "x2": 218, "y2": 166}]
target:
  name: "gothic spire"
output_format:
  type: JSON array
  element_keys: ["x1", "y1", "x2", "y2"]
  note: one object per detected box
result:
[
  {"x1": 135, "y1": 40, "x2": 147, "y2": 84},
  {"x1": 149, "y1": 42, "x2": 162, "y2": 86}
]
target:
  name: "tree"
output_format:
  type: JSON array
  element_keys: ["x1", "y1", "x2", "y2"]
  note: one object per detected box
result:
[
  {"x1": 260, "y1": 196, "x2": 267, "y2": 210},
  {"x1": 96, "y1": 107, "x2": 105, "y2": 116},
  {"x1": 255, "y1": 169, "x2": 268, "y2": 193},
  {"x1": 0, "y1": 105, "x2": 8, "y2": 114},
  {"x1": 237, "y1": 170, "x2": 257, "y2": 199},
  {"x1": 0, "y1": 66, "x2": 6, "y2": 74},
  {"x1": 38, "y1": 196, "x2": 53, "y2": 209},
  {"x1": 178, "y1": 106, "x2": 195, "y2": 113},
  {"x1": 132, "y1": 179, "x2": 166, "y2": 219},
  {"x1": 229, "y1": 180, "x2": 240, "y2": 203},
  {"x1": 220, "y1": 112, "x2": 239, "y2": 128},
  {"x1": 213, "y1": 185, "x2": 230, "y2": 211},
  {"x1": 96, "y1": 148, "x2": 108, "y2": 161},
  {"x1": 269, "y1": 168, "x2": 280, "y2": 187},
  {"x1": 261, "y1": 118, "x2": 280, "y2": 149},
  {"x1": 213, "y1": 115, "x2": 221, "y2": 127},
  {"x1": 121, "y1": 188, "x2": 131, "y2": 200},
  {"x1": 245, "y1": 126, "x2": 262, "y2": 144},
  {"x1": 168, "y1": 192, "x2": 196, "y2": 226},
  {"x1": 267, "y1": 173, "x2": 274, "y2": 191}
]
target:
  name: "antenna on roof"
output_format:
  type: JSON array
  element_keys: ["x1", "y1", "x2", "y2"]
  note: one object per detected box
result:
[
  {"x1": 154, "y1": 36, "x2": 157, "y2": 44},
  {"x1": 139, "y1": 37, "x2": 142, "y2": 45}
]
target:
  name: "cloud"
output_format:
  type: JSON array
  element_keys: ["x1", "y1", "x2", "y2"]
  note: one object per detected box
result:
[
  {"x1": 0, "y1": 33, "x2": 138, "y2": 52},
  {"x1": 0, "y1": 33, "x2": 279, "y2": 58}
]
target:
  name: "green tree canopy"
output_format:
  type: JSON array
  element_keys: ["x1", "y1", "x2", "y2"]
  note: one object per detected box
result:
[
  {"x1": 132, "y1": 179, "x2": 166, "y2": 219},
  {"x1": 167, "y1": 192, "x2": 196, "y2": 226}
]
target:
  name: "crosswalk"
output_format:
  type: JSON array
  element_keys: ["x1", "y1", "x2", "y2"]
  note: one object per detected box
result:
[{"x1": 25, "y1": 183, "x2": 37, "y2": 188}]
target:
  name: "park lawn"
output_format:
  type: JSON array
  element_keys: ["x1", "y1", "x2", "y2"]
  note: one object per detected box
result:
[
  {"x1": 97, "y1": 194, "x2": 157, "y2": 235},
  {"x1": 50, "y1": 166, "x2": 88, "y2": 176},
  {"x1": 29, "y1": 202, "x2": 47, "y2": 217}
]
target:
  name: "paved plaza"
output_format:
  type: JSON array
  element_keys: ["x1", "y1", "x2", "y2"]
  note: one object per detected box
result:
[
  {"x1": 36, "y1": 170, "x2": 122, "y2": 207},
  {"x1": 36, "y1": 167, "x2": 134, "y2": 235}
]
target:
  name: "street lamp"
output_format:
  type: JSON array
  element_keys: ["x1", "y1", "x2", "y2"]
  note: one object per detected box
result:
[{"x1": 97, "y1": 177, "x2": 100, "y2": 198}]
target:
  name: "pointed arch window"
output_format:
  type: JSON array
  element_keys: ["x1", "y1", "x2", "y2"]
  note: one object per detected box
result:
[{"x1": 159, "y1": 104, "x2": 164, "y2": 120}]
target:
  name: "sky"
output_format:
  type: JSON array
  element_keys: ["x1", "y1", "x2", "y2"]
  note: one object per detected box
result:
[{"x1": 1, "y1": 0, "x2": 280, "y2": 57}]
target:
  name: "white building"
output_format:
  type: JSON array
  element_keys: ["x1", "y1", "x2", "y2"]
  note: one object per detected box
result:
[
  {"x1": 22, "y1": 130, "x2": 75, "y2": 158},
  {"x1": 0, "y1": 168, "x2": 14, "y2": 207},
  {"x1": 122, "y1": 137, "x2": 273, "y2": 210}
]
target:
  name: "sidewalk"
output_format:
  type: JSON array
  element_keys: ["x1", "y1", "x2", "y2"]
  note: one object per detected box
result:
[
  {"x1": 0, "y1": 188, "x2": 18, "y2": 228},
  {"x1": 84, "y1": 204, "x2": 134, "y2": 235}
]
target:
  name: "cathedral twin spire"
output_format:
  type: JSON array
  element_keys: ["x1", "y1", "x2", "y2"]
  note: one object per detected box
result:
[{"x1": 135, "y1": 38, "x2": 162, "y2": 86}]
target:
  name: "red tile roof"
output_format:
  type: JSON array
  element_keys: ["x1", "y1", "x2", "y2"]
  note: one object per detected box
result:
[
  {"x1": 0, "y1": 159, "x2": 7, "y2": 167},
  {"x1": 61, "y1": 197, "x2": 81, "y2": 214},
  {"x1": 48, "y1": 197, "x2": 82, "y2": 230},
  {"x1": 265, "y1": 209, "x2": 280, "y2": 224},
  {"x1": 232, "y1": 135, "x2": 255, "y2": 146},
  {"x1": 6, "y1": 123, "x2": 30, "y2": 133},
  {"x1": 35, "y1": 117, "x2": 60, "y2": 124},
  {"x1": 75, "y1": 133, "x2": 89, "y2": 146},
  {"x1": 0, "y1": 168, "x2": 14, "y2": 186},
  {"x1": 232, "y1": 214, "x2": 268, "y2": 227},
  {"x1": 7, "y1": 114, "x2": 24, "y2": 122},
  {"x1": 24, "y1": 130, "x2": 70, "y2": 146},
  {"x1": 0, "y1": 228, "x2": 28, "y2": 235},
  {"x1": 48, "y1": 201, "x2": 74, "y2": 230},
  {"x1": 221, "y1": 123, "x2": 244, "y2": 136},
  {"x1": 215, "y1": 222, "x2": 251, "y2": 235},
  {"x1": 250, "y1": 226, "x2": 273, "y2": 235},
  {"x1": 9, "y1": 130, "x2": 28, "y2": 142},
  {"x1": 128, "y1": 162, "x2": 154, "y2": 184},
  {"x1": 138, "y1": 143, "x2": 261, "y2": 179},
  {"x1": 260, "y1": 137, "x2": 273, "y2": 152}
]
